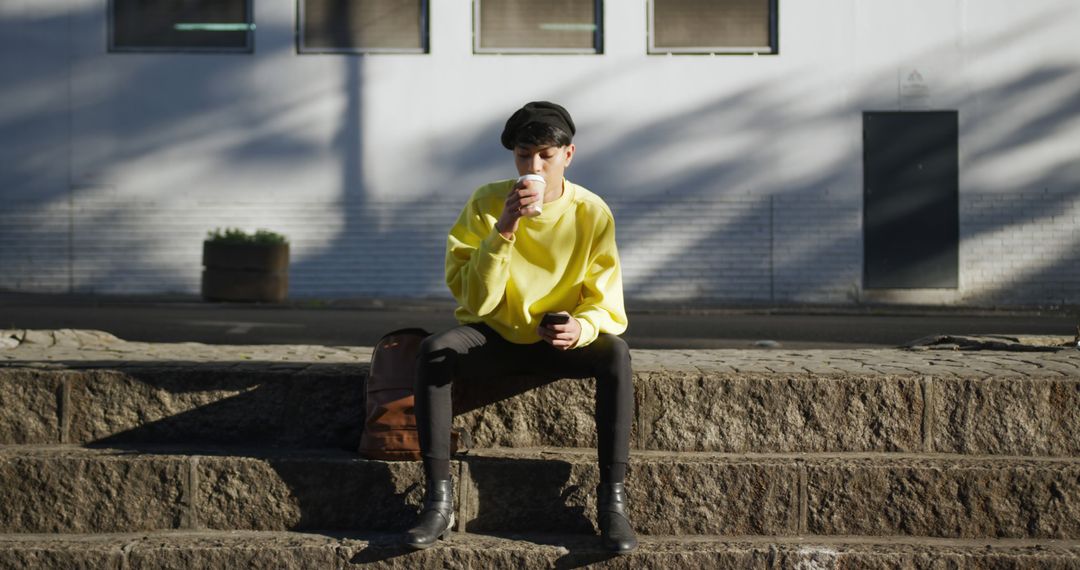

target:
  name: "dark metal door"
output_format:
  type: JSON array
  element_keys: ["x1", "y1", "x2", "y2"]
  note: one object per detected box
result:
[{"x1": 863, "y1": 111, "x2": 958, "y2": 289}]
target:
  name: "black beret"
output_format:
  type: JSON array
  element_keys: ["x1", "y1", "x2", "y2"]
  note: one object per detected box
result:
[{"x1": 500, "y1": 101, "x2": 576, "y2": 150}]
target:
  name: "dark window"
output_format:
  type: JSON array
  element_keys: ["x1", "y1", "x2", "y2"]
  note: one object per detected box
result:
[
  {"x1": 110, "y1": 0, "x2": 253, "y2": 52},
  {"x1": 475, "y1": 0, "x2": 602, "y2": 54},
  {"x1": 300, "y1": 0, "x2": 427, "y2": 53},
  {"x1": 649, "y1": 0, "x2": 777, "y2": 54}
]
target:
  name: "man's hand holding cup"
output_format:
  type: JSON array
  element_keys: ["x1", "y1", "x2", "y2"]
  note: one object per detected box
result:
[{"x1": 496, "y1": 174, "x2": 546, "y2": 239}]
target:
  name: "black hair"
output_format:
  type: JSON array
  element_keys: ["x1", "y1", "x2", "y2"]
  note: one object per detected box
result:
[{"x1": 512, "y1": 122, "x2": 573, "y2": 149}]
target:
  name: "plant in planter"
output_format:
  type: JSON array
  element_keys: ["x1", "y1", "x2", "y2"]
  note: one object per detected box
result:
[{"x1": 201, "y1": 227, "x2": 289, "y2": 303}]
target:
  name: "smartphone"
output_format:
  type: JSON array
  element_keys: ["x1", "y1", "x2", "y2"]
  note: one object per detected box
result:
[{"x1": 540, "y1": 313, "x2": 570, "y2": 327}]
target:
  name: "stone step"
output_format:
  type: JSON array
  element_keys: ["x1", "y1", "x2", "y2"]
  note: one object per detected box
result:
[
  {"x1": 0, "y1": 366, "x2": 365, "y2": 449},
  {"x1": 0, "y1": 531, "x2": 1078, "y2": 569},
  {"x1": 2, "y1": 354, "x2": 1078, "y2": 455},
  {"x1": 1, "y1": 446, "x2": 1077, "y2": 540}
]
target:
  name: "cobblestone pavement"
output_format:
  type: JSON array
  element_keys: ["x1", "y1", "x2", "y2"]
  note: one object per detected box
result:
[{"x1": 2, "y1": 329, "x2": 1078, "y2": 378}]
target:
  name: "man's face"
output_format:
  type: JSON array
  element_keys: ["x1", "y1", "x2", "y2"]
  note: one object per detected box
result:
[{"x1": 514, "y1": 143, "x2": 575, "y2": 187}]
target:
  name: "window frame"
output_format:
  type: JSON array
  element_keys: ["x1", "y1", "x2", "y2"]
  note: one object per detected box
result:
[
  {"x1": 473, "y1": 0, "x2": 603, "y2": 55},
  {"x1": 107, "y1": 0, "x2": 255, "y2": 54},
  {"x1": 297, "y1": 0, "x2": 429, "y2": 55},
  {"x1": 647, "y1": 0, "x2": 778, "y2": 55}
]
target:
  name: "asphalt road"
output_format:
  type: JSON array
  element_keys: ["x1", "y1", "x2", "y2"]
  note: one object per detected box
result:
[{"x1": 2, "y1": 294, "x2": 1076, "y2": 349}]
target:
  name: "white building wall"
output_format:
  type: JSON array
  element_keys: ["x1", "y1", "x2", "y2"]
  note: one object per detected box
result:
[
  {"x1": 957, "y1": 1, "x2": 1080, "y2": 306},
  {"x1": 1, "y1": 0, "x2": 1078, "y2": 305}
]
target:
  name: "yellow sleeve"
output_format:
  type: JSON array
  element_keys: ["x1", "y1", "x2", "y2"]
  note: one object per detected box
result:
[
  {"x1": 572, "y1": 213, "x2": 628, "y2": 348},
  {"x1": 445, "y1": 197, "x2": 514, "y2": 317}
]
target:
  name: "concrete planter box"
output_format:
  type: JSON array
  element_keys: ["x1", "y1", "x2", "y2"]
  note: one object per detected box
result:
[{"x1": 201, "y1": 242, "x2": 289, "y2": 303}]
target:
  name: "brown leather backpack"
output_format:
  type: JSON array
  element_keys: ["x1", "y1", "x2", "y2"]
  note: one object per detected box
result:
[{"x1": 358, "y1": 328, "x2": 459, "y2": 460}]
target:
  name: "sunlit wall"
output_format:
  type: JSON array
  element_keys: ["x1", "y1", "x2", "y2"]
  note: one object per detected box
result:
[{"x1": 1, "y1": 0, "x2": 1077, "y2": 305}]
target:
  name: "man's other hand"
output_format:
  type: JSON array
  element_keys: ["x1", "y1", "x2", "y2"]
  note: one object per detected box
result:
[{"x1": 538, "y1": 311, "x2": 581, "y2": 350}]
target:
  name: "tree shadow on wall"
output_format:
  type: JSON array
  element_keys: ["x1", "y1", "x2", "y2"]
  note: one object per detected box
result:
[{"x1": 2, "y1": 5, "x2": 1079, "y2": 305}]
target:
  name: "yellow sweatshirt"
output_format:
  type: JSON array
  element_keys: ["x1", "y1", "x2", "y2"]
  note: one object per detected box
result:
[{"x1": 446, "y1": 178, "x2": 627, "y2": 347}]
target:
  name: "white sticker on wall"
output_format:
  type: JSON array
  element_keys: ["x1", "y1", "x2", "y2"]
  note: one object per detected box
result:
[{"x1": 899, "y1": 67, "x2": 932, "y2": 110}]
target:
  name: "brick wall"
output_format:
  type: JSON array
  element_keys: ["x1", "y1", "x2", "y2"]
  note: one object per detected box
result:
[
  {"x1": 961, "y1": 188, "x2": 1080, "y2": 306},
  {"x1": 612, "y1": 196, "x2": 771, "y2": 302},
  {"x1": 0, "y1": 195, "x2": 459, "y2": 299},
  {"x1": 4, "y1": 186, "x2": 1077, "y2": 306},
  {"x1": 0, "y1": 202, "x2": 71, "y2": 293},
  {"x1": 772, "y1": 193, "x2": 862, "y2": 304},
  {"x1": 1, "y1": 192, "x2": 866, "y2": 304}
]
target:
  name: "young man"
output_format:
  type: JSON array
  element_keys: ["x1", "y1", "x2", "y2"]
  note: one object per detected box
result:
[{"x1": 405, "y1": 101, "x2": 636, "y2": 553}]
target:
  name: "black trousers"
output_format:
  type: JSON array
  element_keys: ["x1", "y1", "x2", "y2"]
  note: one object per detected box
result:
[{"x1": 415, "y1": 323, "x2": 634, "y2": 484}]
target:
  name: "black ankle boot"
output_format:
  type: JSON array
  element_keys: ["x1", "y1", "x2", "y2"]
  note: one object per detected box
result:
[
  {"x1": 405, "y1": 479, "x2": 455, "y2": 550},
  {"x1": 597, "y1": 482, "x2": 637, "y2": 554}
]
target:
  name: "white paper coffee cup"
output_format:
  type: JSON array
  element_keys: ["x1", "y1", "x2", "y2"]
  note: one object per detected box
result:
[{"x1": 516, "y1": 174, "x2": 546, "y2": 217}]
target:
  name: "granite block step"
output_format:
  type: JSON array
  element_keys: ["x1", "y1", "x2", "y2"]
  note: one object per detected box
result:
[
  {"x1": 0, "y1": 367, "x2": 365, "y2": 449},
  {"x1": 1, "y1": 446, "x2": 1077, "y2": 540},
  {"x1": 0, "y1": 531, "x2": 1078, "y2": 569},
  {"x1": 2, "y1": 362, "x2": 1078, "y2": 455}
]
